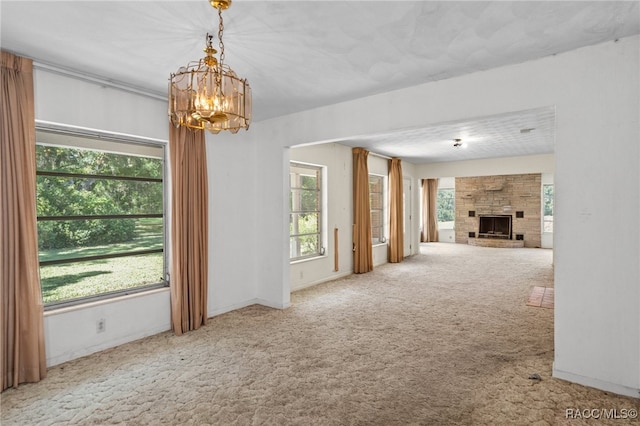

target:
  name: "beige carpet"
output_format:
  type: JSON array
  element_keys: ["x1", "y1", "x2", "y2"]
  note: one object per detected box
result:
[{"x1": 2, "y1": 243, "x2": 638, "y2": 425}]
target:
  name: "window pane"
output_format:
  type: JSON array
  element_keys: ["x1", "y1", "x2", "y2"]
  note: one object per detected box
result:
[
  {"x1": 543, "y1": 185, "x2": 554, "y2": 216},
  {"x1": 289, "y1": 162, "x2": 323, "y2": 260},
  {"x1": 37, "y1": 176, "x2": 162, "y2": 216},
  {"x1": 370, "y1": 192, "x2": 382, "y2": 210},
  {"x1": 36, "y1": 135, "x2": 166, "y2": 307},
  {"x1": 36, "y1": 145, "x2": 162, "y2": 178},
  {"x1": 369, "y1": 175, "x2": 382, "y2": 192},
  {"x1": 437, "y1": 189, "x2": 455, "y2": 222},
  {"x1": 543, "y1": 184, "x2": 554, "y2": 233},
  {"x1": 38, "y1": 217, "x2": 162, "y2": 259},
  {"x1": 299, "y1": 189, "x2": 320, "y2": 212},
  {"x1": 369, "y1": 175, "x2": 384, "y2": 244},
  {"x1": 371, "y1": 226, "x2": 382, "y2": 240},
  {"x1": 300, "y1": 175, "x2": 318, "y2": 190},
  {"x1": 290, "y1": 235, "x2": 319, "y2": 258},
  {"x1": 290, "y1": 212, "x2": 319, "y2": 235},
  {"x1": 371, "y1": 210, "x2": 382, "y2": 228},
  {"x1": 40, "y1": 252, "x2": 163, "y2": 304}
]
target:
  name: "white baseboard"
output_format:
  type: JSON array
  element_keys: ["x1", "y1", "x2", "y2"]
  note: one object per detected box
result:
[
  {"x1": 291, "y1": 271, "x2": 353, "y2": 292},
  {"x1": 255, "y1": 298, "x2": 291, "y2": 310},
  {"x1": 553, "y1": 366, "x2": 640, "y2": 399},
  {"x1": 208, "y1": 299, "x2": 259, "y2": 317},
  {"x1": 208, "y1": 298, "x2": 290, "y2": 318}
]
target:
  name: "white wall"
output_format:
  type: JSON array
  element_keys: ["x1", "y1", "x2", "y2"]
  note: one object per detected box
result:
[
  {"x1": 252, "y1": 36, "x2": 640, "y2": 397},
  {"x1": 44, "y1": 289, "x2": 171, "y2": 367},
  {"x1": 206, "y1": 133, "x2": 261, "y2": 314},
  {"x1": 417, "y1": 154, "x2": 554, "y2": 178},
  {"x1": 34, "y1": 69, "x2": 167, "y2": 141},
  {"x1": 552, "y1": 36, "x2": 639, "y2": 397}
]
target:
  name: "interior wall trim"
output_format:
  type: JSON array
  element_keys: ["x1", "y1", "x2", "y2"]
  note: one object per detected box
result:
[{"x1": 33, "y1": 59, "x2": 166, "y2": 101}]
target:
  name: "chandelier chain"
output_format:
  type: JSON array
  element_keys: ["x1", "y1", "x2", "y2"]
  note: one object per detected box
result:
[{"x1": 218, "y1": 6, "x2": 225, "y2": 66}]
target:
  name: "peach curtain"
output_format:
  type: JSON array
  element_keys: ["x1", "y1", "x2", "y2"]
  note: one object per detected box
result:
[
  {"x1": 388, "y1": 158, "x2": 404, "y2": 263},
  {"x1": 420, "y1": 179, "x2": 439, "y2": 242},
  {"x1": 1, "y1": 51, "x2": 47, "y2": 390},
  {"x1": 352, "y1": 148, "x2": 373, "y2": 273},
  {"x1": 169, "y1": 125, "x2": 208, "y2": 335}
]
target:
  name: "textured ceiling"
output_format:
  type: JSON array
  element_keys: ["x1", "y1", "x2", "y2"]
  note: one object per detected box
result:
[
  {"x1": 1, "y1": 1, "x2": 638, "y2": 163},
  {"x1": 338, "y1": 106, "x2": 556, "y2": 163}
]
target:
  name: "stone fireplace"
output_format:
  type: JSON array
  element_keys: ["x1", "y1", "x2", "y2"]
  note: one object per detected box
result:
[{"x1": 455, "y1": 173, "x2": 542, "y2": 248}]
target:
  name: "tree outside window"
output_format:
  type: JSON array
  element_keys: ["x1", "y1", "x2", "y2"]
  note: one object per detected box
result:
[
  {"x1": 36, "y1": 131, "x2": 166, "y2": 307},
  {"x1": 290, "y1": 162, "x2": 323, "y2": 260},
  {"x1": 543, "y1": 184, "x2": 554, "y2": 233},
  {"x1": 437, "y1": 188, "x2": 455, "y2": 230}
]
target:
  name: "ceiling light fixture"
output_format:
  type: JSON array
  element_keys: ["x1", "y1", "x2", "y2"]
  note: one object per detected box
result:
[
  {"x1": 453, "y1": 138, "x2": 463, "y2": 148},
  {"x1": 168, "y1": 0, "x2": 251, "y2": 134}
]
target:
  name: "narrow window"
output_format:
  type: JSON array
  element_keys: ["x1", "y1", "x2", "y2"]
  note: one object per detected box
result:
[
  {"x1": 289, "y1": 162, "x2": 323, "y2": 260},
  {"x1": 437, "y1": 188, "x2": 455, "y2": 230},
  {"x1": 36, "y1": 129, "x2": 167, "y2": 308},
  {"x1": 369, "y1": 174, "x2": 386, "y2": 244},
  {"x1": 543, "y1": 184, "x2": 554, "y2": 233}
]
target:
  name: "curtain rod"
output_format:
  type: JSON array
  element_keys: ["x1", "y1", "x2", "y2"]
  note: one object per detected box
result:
[
  {"x1": 33, "y1": 60, "x2": 166, "y2": 101},
  {"x1": 369, "y1": 151, "x2": 393, "y2": 160},
  {"x1": 35, "y1": 120, "x2": 167, "y2": 146}
]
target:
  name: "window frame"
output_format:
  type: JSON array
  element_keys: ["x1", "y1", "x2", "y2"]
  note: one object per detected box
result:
[
  {"x1": 289, "y1": 161, "x2": 325, "y2": 262},
  {"x1": 35, "y1": 124, "x2": 169, "y2": 310},
  {"x1": 369, "y1": 173, "x2": 387, "y2": 245}
]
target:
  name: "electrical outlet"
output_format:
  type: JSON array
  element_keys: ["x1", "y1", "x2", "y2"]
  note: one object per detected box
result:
[{"x1": 96, "y1": 318, "x2": 106, "y2": 333}]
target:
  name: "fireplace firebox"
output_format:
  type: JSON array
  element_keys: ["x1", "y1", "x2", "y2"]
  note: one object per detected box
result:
[{"x1": 478, "y1": 215, "x2": 512, "y2": 239}]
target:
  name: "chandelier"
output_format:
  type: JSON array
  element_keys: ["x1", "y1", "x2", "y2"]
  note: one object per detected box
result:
[{"x1": 169, "y1": 0, "x2": 251, "y2": 134}]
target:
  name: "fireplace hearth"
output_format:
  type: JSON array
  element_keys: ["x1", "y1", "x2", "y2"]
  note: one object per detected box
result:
[{"x1": 478, "y1": 215, "x2": 512, "y2": 240}]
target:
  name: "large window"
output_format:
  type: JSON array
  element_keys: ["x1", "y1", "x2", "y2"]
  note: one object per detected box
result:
[
  {"x1": 437, "y1": 188, "x2": 455, "y2": 230},
  {"x1": 369, "y1": 174, "x2": 386, "y2": 244},
  {"x1": 543, "y1": 184, "x2": 554, "y2": 233},
  {"x1": 36, "y1": 129, "x2": 167, "y2": 307},
  {"x1": 289, "y1": 162, "x2": 323, "y2": 260}
]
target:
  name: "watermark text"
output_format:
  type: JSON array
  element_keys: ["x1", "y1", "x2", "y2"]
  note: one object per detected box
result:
[{"x1": 565, "y1": 408, "x2": 638, "y2": 420}]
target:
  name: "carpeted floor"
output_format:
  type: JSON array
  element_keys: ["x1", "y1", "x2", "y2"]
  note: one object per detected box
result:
[{"x1": 1, "y1": 243, "x2": 638, "y2": 425}]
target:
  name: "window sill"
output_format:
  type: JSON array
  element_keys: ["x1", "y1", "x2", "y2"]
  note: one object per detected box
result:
[
  {"x1": 372, "y1": 242, "x2": 388, "y2": 248},
  {"x1": 43, "y1": 286, "x2": 169, "y2": 315},
  {"x1": 290, "y1": 254, "x2": 327, "y2": 265}
]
